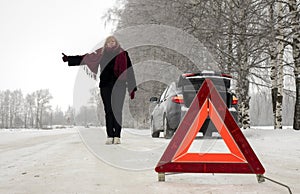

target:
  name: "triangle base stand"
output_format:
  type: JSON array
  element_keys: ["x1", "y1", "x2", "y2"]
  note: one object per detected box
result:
[{"x1": 157, "y1": 173, "x2": 265, "y2": 183}]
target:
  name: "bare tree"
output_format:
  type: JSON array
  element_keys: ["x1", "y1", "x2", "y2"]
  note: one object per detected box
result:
[
  {"x1": 9, "y1": 90, "x2": 24, "y2": 128},
  {"x1": 179, "y1": 0, "x2": 297, "y2": 129},
  {"x1": 269, "y1": 1, "x2": 286, "y2": 129},
  {"x1": 65, "y1": 106, "x2": 76, "y2": 126},
  {"x1": 24, "y1": 93, "x2": 35, "y2": 128},
  {"x1": 75, "y1": 105, "x2": 98, "y2": 126},
  {"x1": 89, "y1": 87, "x2": 104, "y2": 125},
  {"x1": 182, "y1": 0, "x2": 274, "y2": 129},
  {"x1": 9, "y1": 91, "x2": 14, "y2": 128},
  {"x1": 53, "y1": 106, "x2": 65, "y2": 125},
  {"x1": 27, "y1": 93, "x2": 36, "y2": 128},
  {"x1": 0, "y1": 89, "x2": 66, "y2": 129},
  {"x1": 269, "y1": 1, "x2": 279, "y2": 128},
  {"x1": 3, "y1": 90, "x2": 10, "y2": 128},
  {"x1": 35, "y1": 89, "x2": 52, "y2": 128},
  {"x1": 287, "y1": 0, "x2": 300, "y2": 130},
  {"x1": 275, "y1": 1, "x2": 285, "y2": 129}
]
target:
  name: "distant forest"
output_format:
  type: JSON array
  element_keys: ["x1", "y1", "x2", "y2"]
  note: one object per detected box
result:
[
  {"x1": 0, "y1": 89, "x2": 98, "y2": 129},
  {"x1": 0, "y1": 86, "x2": 295, "y2": 130}
]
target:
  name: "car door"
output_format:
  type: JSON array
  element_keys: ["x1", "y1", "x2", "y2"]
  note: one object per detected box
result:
[{"x1": 152, "y1": 86, "x2": 169, "y2": 130}]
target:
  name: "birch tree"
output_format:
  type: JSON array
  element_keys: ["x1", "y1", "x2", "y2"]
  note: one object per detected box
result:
[
  {"x1": 287, "y1": 0, "x2": 300, "y2": 130},
  {"x1": 181, "y1": 0, "x2": 272, "y2": 129},
  {"x1": 269, "y1": 1, "x2": 279, "y2": 128},
  {"x1": 270, "y1": 1, "x2": 285, "y2": 129}
]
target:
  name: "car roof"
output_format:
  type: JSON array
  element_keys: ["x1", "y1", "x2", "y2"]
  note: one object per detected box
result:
[{"x1": 177, "y1": 71, "x2": 232, "y2": 87}]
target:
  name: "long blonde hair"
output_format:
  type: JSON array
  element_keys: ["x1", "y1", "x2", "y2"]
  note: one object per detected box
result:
[{"x1": 102, "y1": 36, "x2": 120, "y2": 53}]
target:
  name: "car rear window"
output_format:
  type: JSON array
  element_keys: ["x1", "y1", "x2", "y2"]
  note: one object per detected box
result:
[
  {"x1": 180, "y1": 77, "x2": 231, "y2": 107},
  {"x1": 181, "y1": 77, "x2": 230, "y2": 91}
]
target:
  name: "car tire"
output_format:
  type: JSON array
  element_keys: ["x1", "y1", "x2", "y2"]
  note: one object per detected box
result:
[
  {"x1": 163, "y1": 115, "x2": 173, "y2": 139},
  {"x1": 151, "y1": 118, "x2": 160, "y2": 138}
]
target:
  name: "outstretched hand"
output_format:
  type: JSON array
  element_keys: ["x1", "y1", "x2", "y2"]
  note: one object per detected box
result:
[{"x1": 62, "y1": 53, "x2": 68, "y2": 62}]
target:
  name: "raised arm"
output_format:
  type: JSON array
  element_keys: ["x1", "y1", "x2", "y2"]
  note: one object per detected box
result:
[
  {"x1": 62, "y1": 48, "x2": 102, "y2": 77},
  {"x1": 62, "y1": 53, "x2": 85, "y2": 66}
]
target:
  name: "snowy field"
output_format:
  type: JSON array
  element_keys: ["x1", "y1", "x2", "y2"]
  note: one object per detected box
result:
[{"x1": 0, "y1": 126, "x2": 299, "y2": 194}]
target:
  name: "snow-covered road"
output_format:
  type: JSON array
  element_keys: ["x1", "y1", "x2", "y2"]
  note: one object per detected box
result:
[{"x1": 0, "y1": 127, "x2": 299, "y2": 193}]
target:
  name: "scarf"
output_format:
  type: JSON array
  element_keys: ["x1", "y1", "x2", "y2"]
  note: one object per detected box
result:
[{"x1": 82, "y1": 46, "x2": 128, "y2": 80}]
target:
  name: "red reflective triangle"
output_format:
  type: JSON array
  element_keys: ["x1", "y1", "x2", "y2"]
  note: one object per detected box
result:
[{"x1": 155, "y1": 79, "x2": 265, "y2": 174}]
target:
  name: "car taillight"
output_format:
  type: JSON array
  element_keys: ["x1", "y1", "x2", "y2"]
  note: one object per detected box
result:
[
  {"x1": 232, "y1": 96, "x2": 238, "y2": 105},
  {"x1": 221, "y1": 73, "x2": 233, "y2": 78},
  {"x1": 182, "y1": 73, "x2": 196, "y2": 77},
  {"x1": 172, "y1": 95, "x2": 184, "y2": 104}
]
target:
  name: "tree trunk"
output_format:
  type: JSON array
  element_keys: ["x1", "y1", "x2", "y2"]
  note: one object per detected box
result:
[
  {"x1": 294, "y1": 76, "x2": 300, "y2": 130},
  {"x1": 30, "y1": 110, "x2": 34, "y2": 128},
  {"x1": 237, "y1": 5, "x2": 250, "y2": 130},
  {"x1": 227, "y1": 7, "x2": 234, "y2": 73},
  {"x1": 39, "y1": 107, "x2": 43, "y2": 129},
  {"x1": 288, "y1": 0, "x2": 300, "y2": 130},
  {"x1": 237, "y1": 69, "x2": 251, "y2": 129},
  {"x1": 275, "y1": 1, "x2": 284, "y2": 129},
  {"x1": 269, "y1": 2, "x2": 278, "y2": 127},
  {"x1": 36, "y1": 102, "x2": 39, "y2": 128},
  {"x1": 1, "y1": 109, "x2": 3, "y2": 128},
  {"x1": 24, "y1": 112, "x2": 27, "y2": 128}
]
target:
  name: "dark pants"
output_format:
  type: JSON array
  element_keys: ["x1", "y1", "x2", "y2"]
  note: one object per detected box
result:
[{"x1": 100, "y1": 82, "x2": 126, "y2": 138}]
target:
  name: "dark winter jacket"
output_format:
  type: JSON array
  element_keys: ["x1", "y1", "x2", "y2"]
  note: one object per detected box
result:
[{"x1": 67, "y1": 48, "x2": 137, "y2": 93}]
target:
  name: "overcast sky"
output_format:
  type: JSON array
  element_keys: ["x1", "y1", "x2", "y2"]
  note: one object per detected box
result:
[{"x1": 0, "y1": 0, "x2": 117, "y2": 111}]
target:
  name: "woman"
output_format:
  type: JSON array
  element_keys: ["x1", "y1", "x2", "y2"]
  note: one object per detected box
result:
[{"x1": 62, "y1": 36, "x2": 137, "y2": 145}]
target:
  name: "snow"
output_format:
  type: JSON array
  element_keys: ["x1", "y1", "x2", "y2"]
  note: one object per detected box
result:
[{"x1": 0, "y1": 126, "x2": 299, "y2": 193}]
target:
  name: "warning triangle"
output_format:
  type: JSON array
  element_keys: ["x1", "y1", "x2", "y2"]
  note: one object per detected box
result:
[{"x1": 155, "y1": 79, "x2": 265, "y2": 174}]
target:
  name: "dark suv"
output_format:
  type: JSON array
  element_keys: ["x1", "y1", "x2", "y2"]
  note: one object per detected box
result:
[{"x1": 150, "y1": 71, "x2": 238, "y2": 138}]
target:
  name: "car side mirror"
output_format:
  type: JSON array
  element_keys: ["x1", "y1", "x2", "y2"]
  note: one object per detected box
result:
[{"x1": 150, "y1": 97, "x2": 158, "y2": 103}]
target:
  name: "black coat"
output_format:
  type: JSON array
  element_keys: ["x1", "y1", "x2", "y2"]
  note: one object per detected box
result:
[{"x1": 67, "y1": 51, "x2": 137, "y2": 93}]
